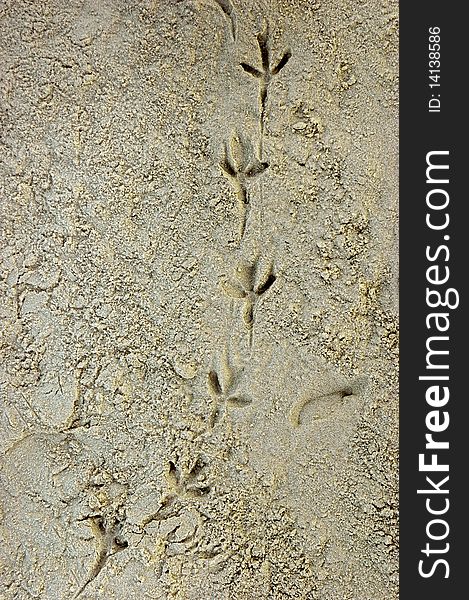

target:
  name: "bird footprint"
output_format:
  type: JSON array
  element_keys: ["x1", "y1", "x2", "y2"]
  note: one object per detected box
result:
[
  {"x1": 220, "y1": 257, "x2": 276, "y2": 345},
  {"x1": 220, "y1": 132, "x2": 268, "y2": 239},
  {"x1": 241, "y1": 20, "x2": 291, "y2": 151},
  {"x1": 207, "y1": 352, "x2": 252, "y2": 427}
]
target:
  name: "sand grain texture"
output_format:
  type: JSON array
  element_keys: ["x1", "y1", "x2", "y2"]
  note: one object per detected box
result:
[{"x1": 0, "y1": 1, "x2": 398, "y2": 598}]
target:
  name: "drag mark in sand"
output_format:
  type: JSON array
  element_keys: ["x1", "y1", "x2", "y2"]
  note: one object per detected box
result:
[{"x1": 289, "y1": 385, "x2": 355, "y2": 428}]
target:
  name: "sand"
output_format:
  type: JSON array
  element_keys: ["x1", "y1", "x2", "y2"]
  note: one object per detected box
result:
[{"x1": 0, "y1": 1, "x2": 398, "y2": 598}]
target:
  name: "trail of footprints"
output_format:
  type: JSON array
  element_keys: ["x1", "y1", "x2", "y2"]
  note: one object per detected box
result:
[
  {"x1": 203, "y1": 21, "x2": 286, "y2": 419},
  {"x1": 220, "y1": 21, "x2": 291, "y2": 242},
  {"x1": 72, "y1": 17, "x2": 366, "y2": 594},
  {"x1": 214, "y1": 21, "x2": 287, "y2": 371},
  {"x1": 209, "y1": 19, "x2": 363, "y2": 431}
]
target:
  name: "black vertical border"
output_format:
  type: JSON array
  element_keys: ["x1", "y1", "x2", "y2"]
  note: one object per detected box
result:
[{"x1": 400, "y1": 3, "x2": 466, "y2": 597}]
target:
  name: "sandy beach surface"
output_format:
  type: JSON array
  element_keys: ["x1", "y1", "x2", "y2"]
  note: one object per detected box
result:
[{"x1": 0, "y1": 1, "x2": 398, "y2": 598}]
